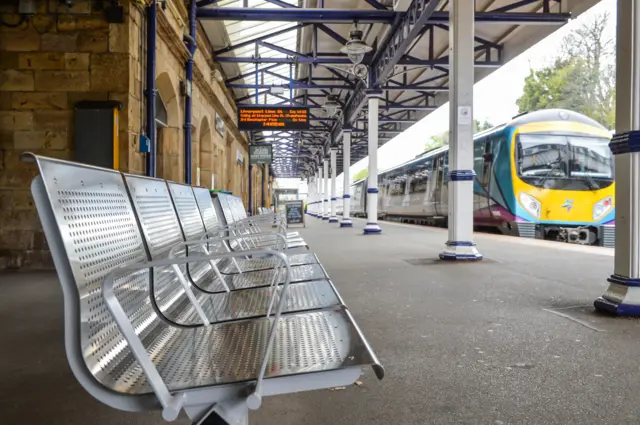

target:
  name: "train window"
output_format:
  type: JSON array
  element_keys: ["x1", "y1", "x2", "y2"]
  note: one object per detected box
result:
[
  {"x1": 389, "y1": 173, "x2": 406, "y2": 196},
  {"x1": 409, "y1": 165, "x2": 430, "y2": 193},
  {"x1": 566, "y1": 136, "x2": 613, "y2": 179},
  {"x1": 517, "y1": 134, "x2": 568, "y2": 178}
]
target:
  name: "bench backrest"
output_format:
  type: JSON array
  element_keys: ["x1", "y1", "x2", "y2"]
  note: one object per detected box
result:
[
  {"x1": 123, "y1": 175, "x2": 225, "y2": 302},
  {"x1": 215, "y1": 193, "x2": 236, "y2": 225},
  {"x1": 28, "y1": 156, "x2": 159, "y2": 394},
  {"x1": 193, "y1": 187, "x2": 222, "y2": 233}
]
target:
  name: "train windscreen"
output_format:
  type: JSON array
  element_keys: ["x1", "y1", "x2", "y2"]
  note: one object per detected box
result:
[{"x1": 516, "y1": 134, "x2": 613, "y2": 191}]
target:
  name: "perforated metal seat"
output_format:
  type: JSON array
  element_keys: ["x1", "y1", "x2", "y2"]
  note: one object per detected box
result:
[
  {"x1": 123, "y1": 175, "x2": 334, "y2": 317},
  {"x1": 26, "y1": 154, "x2": 383, "y2": 424},
  {"x1": 215, "y1": 193, "x2": 308, "y2": 250},
  {"x1": 193, "y1": 187, "x2": 318, "y2": 273}
]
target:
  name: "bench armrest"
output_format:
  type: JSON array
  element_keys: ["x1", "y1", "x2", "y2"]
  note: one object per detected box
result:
[{"x1": 102, "y1": 249, "x2": 292, "y2": 418}]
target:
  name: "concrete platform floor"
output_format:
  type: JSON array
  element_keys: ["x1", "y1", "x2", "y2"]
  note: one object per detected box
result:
[{"x1": 1, "y1": 216, "x2": 640, "y2": 425}]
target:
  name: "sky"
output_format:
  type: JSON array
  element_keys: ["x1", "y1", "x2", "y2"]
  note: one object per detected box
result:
[{"x1": 277, "y1": 0, "x2": 616, "y2": 196}]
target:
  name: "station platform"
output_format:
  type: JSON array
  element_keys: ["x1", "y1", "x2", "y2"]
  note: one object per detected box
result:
[{"x1": 2, "y1": 217, "x2": 640, "y2": 425}]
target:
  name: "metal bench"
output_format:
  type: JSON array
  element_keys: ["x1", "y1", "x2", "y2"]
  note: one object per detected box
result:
[
  {"x1": 24, "y1": 153, "x2": 383, "y2": 424},
  {"x1": 215, "y1": 193, "x2": 307, "y2": 250},
  {"x1": 123, "y1": 173, "x2": 341, "y2": 323},
  {"x1": 192, "y1": 187, "x2": 318, "y2": 273}
]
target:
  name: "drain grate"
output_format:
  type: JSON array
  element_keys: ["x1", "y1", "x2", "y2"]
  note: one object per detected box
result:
[{"x1": 404, "y1": 257, "x2": 497, "y2": 266}]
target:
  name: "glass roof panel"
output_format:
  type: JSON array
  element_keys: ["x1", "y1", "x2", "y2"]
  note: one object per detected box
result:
[{"x1": 217, "y1": 0, "x2": 305, "y2": 176}]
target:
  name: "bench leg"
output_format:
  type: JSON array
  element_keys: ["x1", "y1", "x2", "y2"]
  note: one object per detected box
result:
[{"x1": 194, "y1": 401, "x2": 249, "y2": 425}]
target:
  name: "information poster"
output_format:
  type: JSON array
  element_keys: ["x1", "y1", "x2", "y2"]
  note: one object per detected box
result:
[{"x1": 285, "y1": 200, "x2": 305, "y2": 228}]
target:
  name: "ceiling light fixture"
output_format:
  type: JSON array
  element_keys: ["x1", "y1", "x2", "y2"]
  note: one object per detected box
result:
[
  {"x1": 323, "y1": 94, "x2": 340, "y2": 117},
  {"x1": 340, "y1": 25, "x2": 373, "y2": 65}
]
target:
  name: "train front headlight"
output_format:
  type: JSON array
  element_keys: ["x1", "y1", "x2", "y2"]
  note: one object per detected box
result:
[
  {"x1": 593, "y1": 196, "x2": 613, "y2": 220},
  {"x1": 519, "y1": 192, "x2": 541, "y2": 219}
]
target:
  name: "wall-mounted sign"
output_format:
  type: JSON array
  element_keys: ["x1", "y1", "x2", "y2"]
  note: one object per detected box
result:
[
  {"x1": 238, "y1": 106, "x2": 309, "y2": 131},
  {"x1": 236, "y1": 149, "x2": 244, "y2": 164},
  {"x1": 250, "y1": 144, "x2": 273, "y2": 165},
  {"x1": 215, "y1": 111, "x2": 225, "y2": 137}
]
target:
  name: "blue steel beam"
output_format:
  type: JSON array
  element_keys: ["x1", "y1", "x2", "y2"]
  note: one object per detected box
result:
[
  {"x1": 198, "y1": 9, "x2": 570, "y2": 25},
  {"x1": 196, "y1": 8, "x2": 397, "y2": 23},
  {"x1": 217, "y1": 56, "x2": 501, "y2": 66},
  {"x1": 229, "y1": 82, "x2": 449, "y2": 91}
]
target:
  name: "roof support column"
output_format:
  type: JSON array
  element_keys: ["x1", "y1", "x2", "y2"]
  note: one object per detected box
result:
[
  {"x1": 595, "y1": 0, "x2": 640, "y2": 315},
  {"x1": 364, "y1": 91, "x2": 382, "y2": 234},
  {"x1": 323, "y1": 159, "x2": 330, "y2": 220},
  {"x1": 341, "y1": 129, "x2": 353, "y2": 227},
  {"x1": 329, "y1": 148, "x2": 339, "y2": 223},
  {"x1": 439, "y1": 0, "x2": 482, "y2": 260},
  {"x1": 310, "y1": 175, "x2": 317, "y2": 216},
  {"x1": 317, "y1": 166, "x2": 324, "y2": 219}
]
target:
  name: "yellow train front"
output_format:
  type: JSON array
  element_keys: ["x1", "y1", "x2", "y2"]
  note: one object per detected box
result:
[
  {"x1": 370, "y1": 109, "x2": 615, "y2": 247},
  {"x1": 492, "y1": 109, "x2": 615, "y2": 246}
]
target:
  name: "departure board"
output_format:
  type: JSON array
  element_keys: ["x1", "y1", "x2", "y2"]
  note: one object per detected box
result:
[{"x1": 238, "y1": 106, "x2": 309, "y2": 130}]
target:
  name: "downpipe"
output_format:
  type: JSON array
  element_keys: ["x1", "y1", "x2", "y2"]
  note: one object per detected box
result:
[
  {"x1": 184, "y1": 0, "x2": 197, "y2": 184},
  {"x1": 145, "y1": 0, "x2": 157, "y2": 177}
]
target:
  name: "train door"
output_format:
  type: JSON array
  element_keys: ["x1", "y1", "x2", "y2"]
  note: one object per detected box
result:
[
  {"x1": 440, "y1": 151, "x2": 449, "y2": 217},
  {"x1": 433, "y1": 153, "x2": 445, "y2": 216},
  {"x1": 425, "y1": 156, "x2": 438, "y2": 216},
  {"x1": 473, "y1": 140, "x2": 489, "y2": 220},
  {"x1": 486, "y1": 137, "x2": 505, "y2": 221}
]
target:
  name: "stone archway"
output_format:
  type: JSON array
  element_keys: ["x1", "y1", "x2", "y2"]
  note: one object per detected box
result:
[
  {"x1": 155, "y1": 72, "x2": 182, "y2": 182},
  {"x1": 199, "y1": 117, "x2": 213, "y2": 189}
]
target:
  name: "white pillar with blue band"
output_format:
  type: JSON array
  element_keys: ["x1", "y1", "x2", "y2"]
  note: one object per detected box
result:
[
  {"x1": 341, "y1": 128, "x2": 353, "y2": 227},
  {"x1": 308, "y1": 176, "x2": 315, "y2": 216},
  {"x1": 594, "y1": 0, "x2": 640, "y2": 316},
  {"x1": 439, "y1": 0, "x2": 482, "y2": 260},
  {"x1": 364, "y1": 91, "x2": 382, "y2": 234},
  {"x1": 317, "y1": 169, "x2": 322, "y2": 217},
  {"x1": 323, "y1": 158, "x2": 330, "y2": 220},
  {"x1": 318, "y1": 166, "x2": 324, "y2": 219},
  {"x1": 329, "y1": 148, "x2": 339, "y2": 223}
]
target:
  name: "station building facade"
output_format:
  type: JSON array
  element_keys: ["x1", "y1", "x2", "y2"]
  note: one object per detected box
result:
[{"x1": 0, "y1": 0, "x2": 271, "y2": 268}]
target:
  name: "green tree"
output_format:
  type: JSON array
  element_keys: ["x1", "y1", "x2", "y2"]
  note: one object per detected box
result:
[
  {"x1": 424, "y1": 119, "x2": 494, "y2": 152},
  {"x1": 352, "y1": 168, "x2": 368, "y2": 181},
  {"x1": 516, "y1": 12, "x2": 615, "y2": 129}
]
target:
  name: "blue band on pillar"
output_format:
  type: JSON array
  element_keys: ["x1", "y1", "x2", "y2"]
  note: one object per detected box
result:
[
  {"x1": 446, "y1": 241, "x2": 476, "y2": 247},
  {"x1": 331, "y1": 197, "x2": 337, "y2": 201},
  {"x1": 366, "y1": 89, "x2": 383, "y2": 98},
  {"x1": 448, "y1": 170, "x2": 475, "y2": 181},
  {"x1": 343, "y1": 194, "x2": 351, "y2": 198},
  {"x1": 607, "y1": 274, "x2": 640, "y2": 287},
  {"x1": 610, "y1": 131, "x2": 640, "y2": 155},
  {"x1": 367, "y1": 188, "x2": 379, "y2": 194}
]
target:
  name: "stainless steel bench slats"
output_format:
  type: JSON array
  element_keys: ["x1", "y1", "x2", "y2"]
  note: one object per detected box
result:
[
  {"x1": 26, "y1": 154, "x2": 384, "y2": 424},
  {"x1": 173, "y1": 280, "x2": 340, "y2": 325},
  {"x1": 193, "y1": 187, "x2": 317, "y2": 272}
]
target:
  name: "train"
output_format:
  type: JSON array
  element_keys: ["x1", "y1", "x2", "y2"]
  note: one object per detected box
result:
[{"x1": 350, "y1": 109, "x2": 616, "y2": 247}]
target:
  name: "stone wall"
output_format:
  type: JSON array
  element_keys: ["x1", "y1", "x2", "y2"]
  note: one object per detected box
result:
[
  {"x1": 0, "y1": 0, "x2": 249, "y2": 269},
  {"x1": 0, "y1": 0, "x2": 133, "y2": 268}
]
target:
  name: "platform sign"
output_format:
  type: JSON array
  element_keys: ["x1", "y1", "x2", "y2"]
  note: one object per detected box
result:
[
  {"x1": 238, "y1": 106, "x2": 309, "y2": 131},
  {"x1": 250, "y1": 144, "x2": 273, "y2": 165},
  {"x1": 285, "y1": 200, "x2": 305, "y2": 228}
]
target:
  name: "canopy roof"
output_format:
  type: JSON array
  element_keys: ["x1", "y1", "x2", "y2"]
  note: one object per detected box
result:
[{"x1": 198, "y1": 0, "x2": 601, "y2": 178}]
